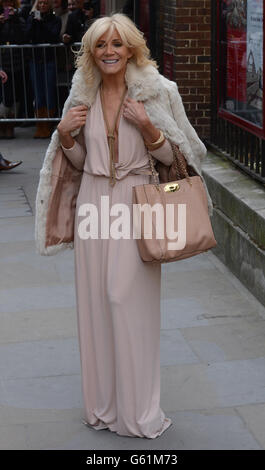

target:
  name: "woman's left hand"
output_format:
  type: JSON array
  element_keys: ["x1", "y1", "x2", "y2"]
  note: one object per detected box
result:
[{"x1": 122, "y1": 97, "x2": 150, "y2": 129}]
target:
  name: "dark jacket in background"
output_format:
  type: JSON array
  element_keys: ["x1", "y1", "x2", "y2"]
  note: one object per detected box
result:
[
  {"x1": 0, "y1": 12, "x2": 27, "y2": 72},
  {"x1": 20, "y1": 5, "x2": 32, "y2": 20},
  {"x1": 64, "y1": 8, "x2": 93, "y2": 43},
  {"x1": 122, "y1": 0, "x2": 134, "y2": 20},
  {"x1": 91, "y1": 0, "x2": 100, "y2": 18},
  {"x1": 25, "y1": 11, "x2": 61, "y2": 61}
]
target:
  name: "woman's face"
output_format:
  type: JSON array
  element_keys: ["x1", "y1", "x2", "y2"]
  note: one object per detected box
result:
[
  {"x1": 93, "y1": 28, "x2": 133, "y2": 79},
  {"x1": 37, "y1": 0, "x2": 50, "y2": 13}
]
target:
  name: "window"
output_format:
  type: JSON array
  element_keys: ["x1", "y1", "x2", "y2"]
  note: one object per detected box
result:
[{"x1": 218, "y1": 0, "x2": 263, "y2": 131}]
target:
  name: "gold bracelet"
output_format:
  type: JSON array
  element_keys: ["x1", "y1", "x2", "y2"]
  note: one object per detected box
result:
[{"x1": 144, "y1": 129, "x2": 165, "y2": 149}]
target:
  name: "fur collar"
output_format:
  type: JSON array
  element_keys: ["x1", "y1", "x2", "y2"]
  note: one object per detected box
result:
[
  {"x1": 67, "y1": 60, "x2": 162, "y2": 109},
  {"x1": 41, "y1": 61, "x2": 165, "y2": 175}
]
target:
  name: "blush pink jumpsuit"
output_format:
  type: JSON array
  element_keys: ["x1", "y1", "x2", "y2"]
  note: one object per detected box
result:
[{"x1": 61, "y1": 86, "x2": 174, "y2": 439}]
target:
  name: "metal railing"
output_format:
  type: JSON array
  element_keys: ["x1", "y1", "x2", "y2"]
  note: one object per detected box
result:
[{"x1": 0, "y1": 42, "x2": 81, "y2": 122}]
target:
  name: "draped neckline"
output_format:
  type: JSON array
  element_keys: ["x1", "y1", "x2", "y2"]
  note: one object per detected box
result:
[{"x1": 98, "y1": 86, "x2": 129, "y2": 164}]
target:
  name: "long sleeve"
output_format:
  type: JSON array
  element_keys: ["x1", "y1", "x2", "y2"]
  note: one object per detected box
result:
[
  {"x1": 60, "y1": 127, "x2": 86, "y2": 171},
  {"x1": 168, "y1": 81, "x2": 207, "y2": 171},
  {"x1": 148, "y1": 138, "x2": 174, "y2": 166}
]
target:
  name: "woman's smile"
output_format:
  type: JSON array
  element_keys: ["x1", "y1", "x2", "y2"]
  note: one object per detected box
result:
[{"x1": 102, "y1": 59, "x2": 120, "y2": 65}]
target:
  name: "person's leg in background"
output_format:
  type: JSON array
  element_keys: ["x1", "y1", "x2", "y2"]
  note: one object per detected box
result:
[
  {"x1": 1, "y1": 69, "x2": 25, "y2": 138},
  {"x1": 0, "y1": 82, "x2": 3, "y2": 138},
  {"x1": 43, "y1": 60, "x2": 58, "y2": 137},
  {"x1": 0, "y1": 71, "x2": 16, "y2": 139},
  {"x1": 29, "y1": 59, "x2": 48, "y2": 138},
  {"x1": 19, "y1": 60, "x2": 35, "y2": 122}
]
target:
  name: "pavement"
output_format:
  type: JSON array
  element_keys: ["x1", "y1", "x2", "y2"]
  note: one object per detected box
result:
[{"x1": 0, "y1": 126, "x2": 265, "y2": 450}]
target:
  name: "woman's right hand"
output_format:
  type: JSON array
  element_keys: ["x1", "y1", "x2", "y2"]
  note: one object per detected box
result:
[{"x1": 57, "y1": 105, "x2": 88, "y2": 135}]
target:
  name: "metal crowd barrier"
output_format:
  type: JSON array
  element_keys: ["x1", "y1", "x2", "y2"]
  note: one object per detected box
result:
[{"x1": 0, "y1": 43, "x2": 81, "y2": 122}]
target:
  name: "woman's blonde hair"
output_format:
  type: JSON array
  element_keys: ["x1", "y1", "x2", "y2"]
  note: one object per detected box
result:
[{"x1": 73, "y1": 13, "x2": 159, "y2": 89}]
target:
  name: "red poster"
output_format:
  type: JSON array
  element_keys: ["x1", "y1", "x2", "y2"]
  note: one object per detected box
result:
[
  {"x1": 226, "y1": 28, "x2": 247, "y2": 102},
  {"x1": 224, "y1": 0, "x2": 247, "y2": 102}
]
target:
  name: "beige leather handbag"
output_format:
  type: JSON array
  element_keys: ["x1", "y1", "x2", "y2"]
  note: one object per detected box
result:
[{"x1": 132, "y1": 140, "x2": 217, "y2": 263}]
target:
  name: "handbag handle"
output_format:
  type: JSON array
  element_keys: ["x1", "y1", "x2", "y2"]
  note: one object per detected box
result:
[
  {"x1": 147, "y1": 138, "x2": 192, "y2": 188},
  {"x1": 169, "y1": 140, "x2": 192, "y2": 184},
  {"x1": 147, "y1": 150, "x2": 160, "y2": 188}
]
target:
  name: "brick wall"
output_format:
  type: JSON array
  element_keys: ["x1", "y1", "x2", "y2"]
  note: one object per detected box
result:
[{"x1": 161, "y1": 0, "x2": 211, "y2": 139}]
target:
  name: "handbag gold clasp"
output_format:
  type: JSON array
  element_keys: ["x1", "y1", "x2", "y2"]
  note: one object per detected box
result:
[{"x1": 164, "y1": 182, "x2": 180, "y2": 192}]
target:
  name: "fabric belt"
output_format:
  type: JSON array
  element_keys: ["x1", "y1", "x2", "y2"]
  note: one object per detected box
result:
[
  {"x1": 83, "y1": 169, "x2": 153, "y2": 179},
  {"x1": 128, "y1": 168, "x2": 153, "y2": 176}
]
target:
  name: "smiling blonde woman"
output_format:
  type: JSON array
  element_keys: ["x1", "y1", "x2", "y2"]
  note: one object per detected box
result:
[{"x1": 35, "y1": 13, "x2": 213, "y2": 439}]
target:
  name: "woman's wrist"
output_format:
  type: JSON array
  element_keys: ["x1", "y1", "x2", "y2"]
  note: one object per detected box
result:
[
  {"x1": 57, "y1": 124, "x2": 75, "y2": 148},
  {"x1": 57, "y1": 123, "x2": 68, "y2": 136},
  {"x1": 144, "y1": 130, "x2": 165, "y2": 150},
  {"x1": 138, "y1": 119, "x2": 165, "y2": 149}
]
